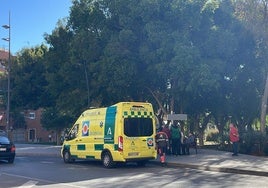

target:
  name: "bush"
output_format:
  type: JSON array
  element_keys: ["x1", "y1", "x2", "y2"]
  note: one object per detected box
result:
[
  {"x1": 206, "y1": 132, "x2": 219, "y2": 142},
  {"x1": 239, "y1": 131, "x2": 266, "y2": 155},
  {"x1": 210, "y1": 130, "x2": 268, "y2": 156}
]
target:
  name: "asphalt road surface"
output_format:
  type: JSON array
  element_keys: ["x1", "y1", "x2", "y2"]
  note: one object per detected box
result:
[{"x1": 1, "y1": 155, "x2": 268, "y2": 188}]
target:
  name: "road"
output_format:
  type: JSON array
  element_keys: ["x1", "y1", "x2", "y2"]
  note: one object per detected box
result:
[{"x1": 1, "y1": 154, "x2": 268, "y2": 188}]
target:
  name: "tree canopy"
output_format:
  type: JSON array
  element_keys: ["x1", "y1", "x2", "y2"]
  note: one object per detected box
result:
[{"x1": 8, "y1": 0, "x2": 268, "y2": 144}]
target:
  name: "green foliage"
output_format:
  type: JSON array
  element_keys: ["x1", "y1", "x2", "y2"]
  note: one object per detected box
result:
[
  {"x1": 12, "y1": 109, "x2": 26, "y2": 129},
  {"x1": 239, "y1": 131, "x2": 264, "y2": 155},
  {"x1": 205, "y1": 123, "x2": 220, "y2": 142},
  {"x1": 41, "y1": 107, "x2": 74, "y2": 131},
  {"x1": 206, "y1": 132, "x2": 219, "y2": 142},
  {"x1": 8, "y1": 0, "x2": 267, "y2": 136},
  {"x1": 11, "y1": 45, "x2": 49, "y2": 110}
]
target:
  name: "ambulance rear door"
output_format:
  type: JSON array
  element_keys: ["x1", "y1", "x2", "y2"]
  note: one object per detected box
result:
[{"x1": 123, "y1": 116, "x2": 155, "y2": 158}]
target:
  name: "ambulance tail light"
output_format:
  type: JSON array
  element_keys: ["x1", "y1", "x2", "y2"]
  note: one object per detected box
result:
[{"x1": 118, "y1": 136, "x2": 123, "y2": 152}]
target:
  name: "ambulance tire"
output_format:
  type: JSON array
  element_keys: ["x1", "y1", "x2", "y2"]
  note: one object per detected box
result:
[
  {"x1": 102, "y1": 151, "x2": 115, "y2": 168},
  {"x1": 63, "y1": 150, "x2": 73, "y2": 163}
]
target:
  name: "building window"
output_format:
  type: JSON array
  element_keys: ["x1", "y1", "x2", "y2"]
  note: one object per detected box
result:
[{"x1": 29, "y1": 112, "x2": 35, "y2": 120}]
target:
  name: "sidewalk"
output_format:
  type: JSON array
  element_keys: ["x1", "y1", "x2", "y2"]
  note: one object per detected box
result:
[
  {"x1": 15, "y1": 144, "x2": 268, "y2": 176},
  {"x1": 161, "y1": 148, "x2": 268, "y2": 176}
]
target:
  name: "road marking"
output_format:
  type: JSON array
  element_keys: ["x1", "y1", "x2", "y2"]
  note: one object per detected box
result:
[
  {"x1": 2, "y1": 173, "x2": 84, "y2": 188},
  {"x1": 41, "y1": 161, "x2": 54, "y2": 164},
  {"x1": 2, "y1": 173, "x2": 54, "y2": 184},
  {"x1": 18, "y1": 180, "x2": 38, "y2": 188}
]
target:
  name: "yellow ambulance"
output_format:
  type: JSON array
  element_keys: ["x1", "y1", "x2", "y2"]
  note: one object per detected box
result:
[{"x1": 61, "y1": 102, "x2": 157, "y2": 168}]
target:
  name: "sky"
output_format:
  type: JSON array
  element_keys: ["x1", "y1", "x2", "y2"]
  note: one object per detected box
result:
[{"x1": 0, "y1": 0, "x2": 72, "y2": 54}]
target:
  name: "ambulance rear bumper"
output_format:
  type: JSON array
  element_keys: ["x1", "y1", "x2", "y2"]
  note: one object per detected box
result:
[{"x1": 125, "y1": 157, "x2": 156, "y2": 162}]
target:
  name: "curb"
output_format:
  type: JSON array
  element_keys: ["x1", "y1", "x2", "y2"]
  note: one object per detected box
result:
[
  {"x1": 16, "y1": 152, "x2": 61, "y2": 157},
  {"x1": 150, "y1": 161, "x2": 268, "y2": 177}
]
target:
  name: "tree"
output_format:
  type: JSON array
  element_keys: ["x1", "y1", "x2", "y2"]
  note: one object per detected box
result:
[
  {"x1": 12, "y1": 45, "x2": 49, "y2": 110},
  {"x1": 31, "y1": 0, "x2": 261, "y2": 144},
  {"x1": 41, "y1": 107, "x2": 73, "y2": 144},
  {"x1": 233, "y1": 0, "x2": 268, "y2": 135}
]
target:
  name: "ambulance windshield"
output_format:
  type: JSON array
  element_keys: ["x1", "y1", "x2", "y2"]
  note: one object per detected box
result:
[{"x1": 124, "y1": 118, "x2": 153, "y2": 137}]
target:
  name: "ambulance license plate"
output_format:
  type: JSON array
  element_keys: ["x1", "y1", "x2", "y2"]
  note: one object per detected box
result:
[{"x1": 128, "y1": 152, "x2": 139, "y2": 156}]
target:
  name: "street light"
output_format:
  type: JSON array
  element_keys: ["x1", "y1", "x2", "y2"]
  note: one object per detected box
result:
[{"x1": 2, "y1": 12, "x2": 11, "y2": 136}]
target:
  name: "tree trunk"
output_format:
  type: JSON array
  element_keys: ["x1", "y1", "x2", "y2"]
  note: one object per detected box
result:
[
  {"x1": 56, "y1": 129, "x2": 62, "y2": 145},
  {"x1": 260, "y1": 73, "x2": 268, "y2": 136},
  {"x1": 146, "y1": 87, "x2": 168, "y2": 115},
  {"x1": 170, "y1": 95, "x2": 175, "y2": 114}
]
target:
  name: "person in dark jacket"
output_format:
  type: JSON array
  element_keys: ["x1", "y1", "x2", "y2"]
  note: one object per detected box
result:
[
  {"x1": 161, "y1": 124, "x2": 171, "y2": 154},
  {"x1": 182, "y1": 132, "x2": 195, "y2": 155},
  {"x1": 156, "y1": 131, "x2": 169, "y2": 166}
]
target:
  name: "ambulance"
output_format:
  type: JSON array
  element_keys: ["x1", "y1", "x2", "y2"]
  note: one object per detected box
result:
[{"x1": 61, "y1": 102, "x2": 157, "y2": 168}]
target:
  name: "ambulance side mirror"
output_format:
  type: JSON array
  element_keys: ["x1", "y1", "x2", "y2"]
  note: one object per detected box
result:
[
  {"x1": 66, "y1": 132, "x2": 76, "y2": 140},
  {"x1": 64, "y1": 135, "x2": 70, "y2": 141}
]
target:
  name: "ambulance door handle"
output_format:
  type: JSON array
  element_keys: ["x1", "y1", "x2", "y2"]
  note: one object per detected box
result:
[{"x1": 142, "y1": 139, "x2": 146, "y2": 141}]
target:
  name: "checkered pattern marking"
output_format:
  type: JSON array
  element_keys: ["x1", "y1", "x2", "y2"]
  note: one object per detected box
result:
[{"x1": 123, "y1": 111, "x2": 153, "y2": 118}]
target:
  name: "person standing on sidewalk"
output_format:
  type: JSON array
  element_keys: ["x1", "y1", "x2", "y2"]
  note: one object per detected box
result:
[
  {"x1": 229, "y1": 123, "x2": 239, "y2": 156},
  {"x1": 161, "y1": 124, "x2": 171, "y2": 155},
  {"x1": 156, "y1": 131, "x2": 169, "y2": 166},
  {"x1": 170, "y1": 123, "x2": 181, "y2": 156}
]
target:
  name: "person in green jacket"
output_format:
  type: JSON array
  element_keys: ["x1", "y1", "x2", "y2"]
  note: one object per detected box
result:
[{"x1": 170, "y1": 123, "x2": 181, "y2": 156}]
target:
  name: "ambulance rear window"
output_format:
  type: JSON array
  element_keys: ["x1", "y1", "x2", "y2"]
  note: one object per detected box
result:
[{"x1": 124, "y1": 118, "x2": 153, "y2": 137}]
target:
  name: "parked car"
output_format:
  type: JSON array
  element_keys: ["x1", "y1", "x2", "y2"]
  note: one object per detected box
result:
[{"x1": 0, "y1": 131, "x2": 15, "y2": 163}]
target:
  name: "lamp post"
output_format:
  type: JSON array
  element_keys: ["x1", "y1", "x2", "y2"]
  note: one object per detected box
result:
[{"x1": 2, "y1": 12, "x2": 11, "y2": 136}]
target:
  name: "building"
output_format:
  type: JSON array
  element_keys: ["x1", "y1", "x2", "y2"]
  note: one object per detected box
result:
[
  {"x1": 12, "y1": 109, "x2": 56, "y2": 143},
  {"x1": 24, "y1": 109, "x2": 56, "y2": 143}
]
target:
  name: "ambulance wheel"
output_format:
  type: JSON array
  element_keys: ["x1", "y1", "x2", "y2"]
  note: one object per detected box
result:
[
  {"x1": 102, "y1": 152, "x2": 115, "y2": 168},
  {"x1": 63, "y1": 150, "x2": 73, "y2": 163}
]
